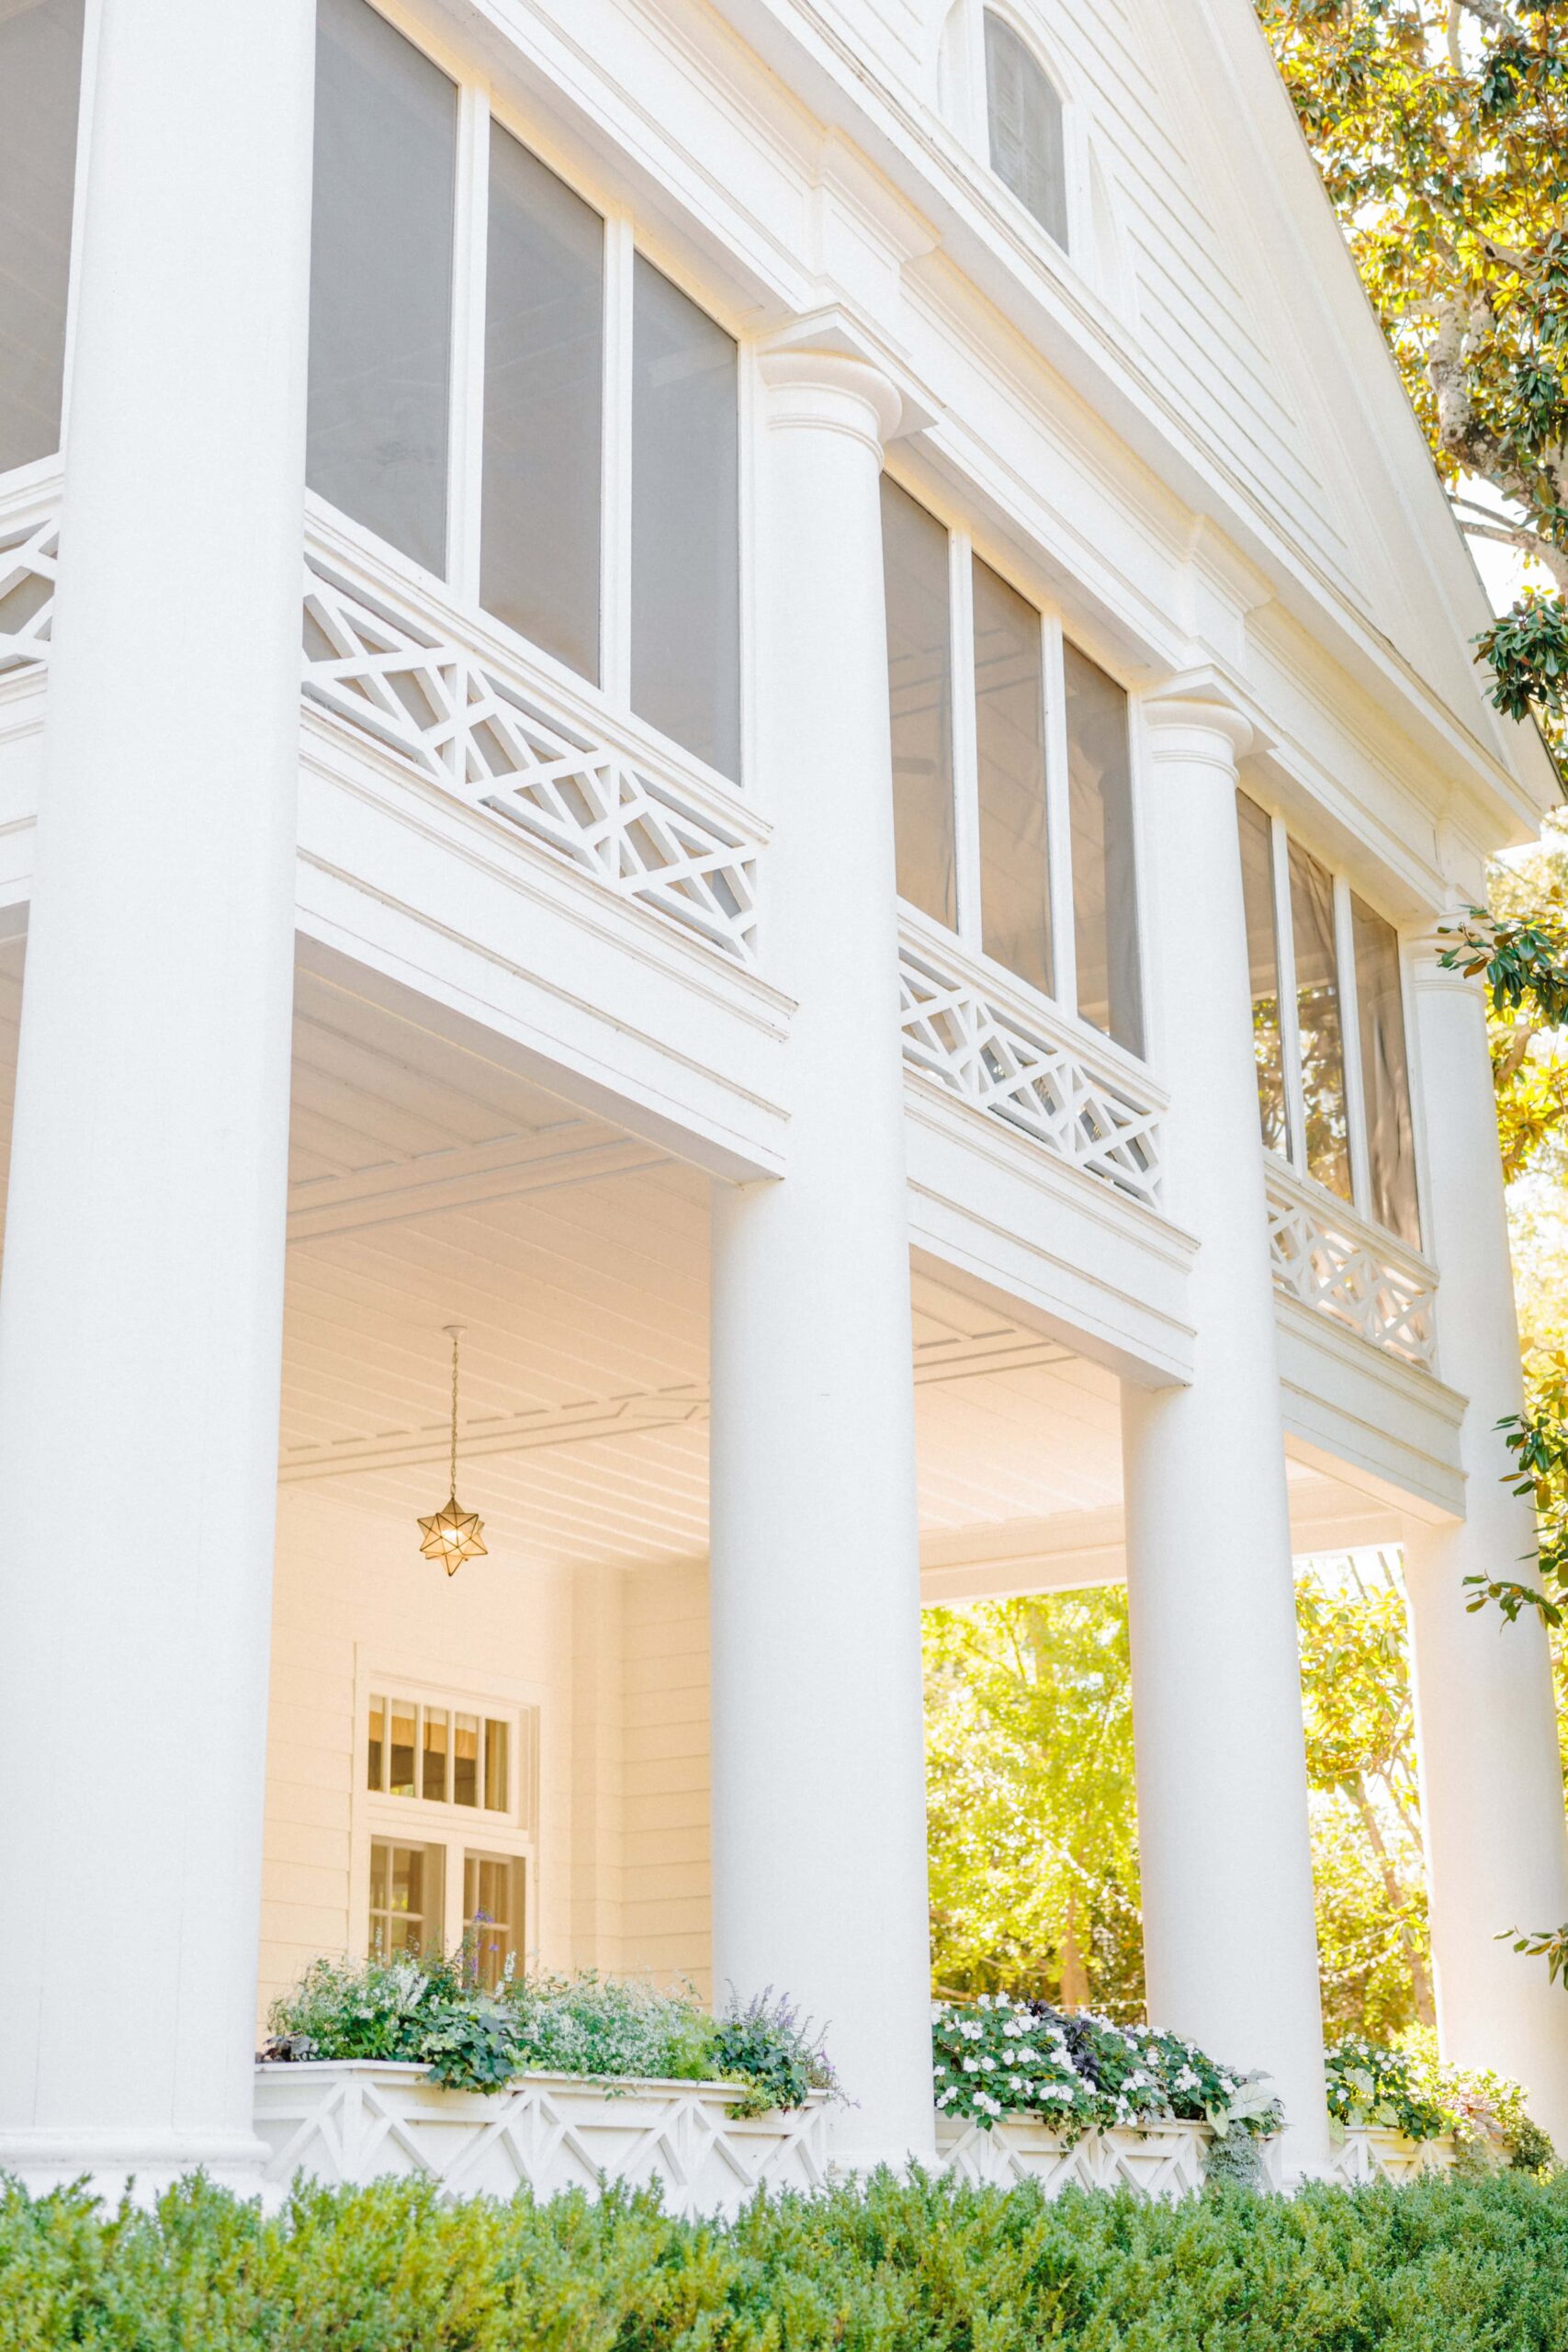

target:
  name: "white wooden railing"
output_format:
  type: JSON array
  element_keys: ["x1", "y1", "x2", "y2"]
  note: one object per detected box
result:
[
  {"x1": 1265, "y1": 1155, "x2": 1438, "y2": 1370},
  {"x1": 898, "y1": 917, "x2": 1166, "y2": 1212}
]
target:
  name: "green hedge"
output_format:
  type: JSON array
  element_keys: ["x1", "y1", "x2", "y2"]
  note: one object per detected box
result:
[{"x1": 3, "y1": 2169, "x2": 1568, "y2": 2349}]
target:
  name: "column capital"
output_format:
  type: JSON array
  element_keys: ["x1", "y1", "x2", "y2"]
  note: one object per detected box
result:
[
  {"x1": 757, "y1": 306, "x2": 939, "y2": 452},
  {"x1": 1141, "y1": 693, "x2": 1255, "y2": 770}
]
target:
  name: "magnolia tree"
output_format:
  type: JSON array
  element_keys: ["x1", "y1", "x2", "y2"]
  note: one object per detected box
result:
[{"x1": 1258, "y1": 0, "x2": 1568, "y2": 752}]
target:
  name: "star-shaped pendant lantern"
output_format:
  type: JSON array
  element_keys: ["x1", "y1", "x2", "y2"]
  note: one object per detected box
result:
[{"x1": 417, "y1": 1326, "x2": 488, "y2": 1577}]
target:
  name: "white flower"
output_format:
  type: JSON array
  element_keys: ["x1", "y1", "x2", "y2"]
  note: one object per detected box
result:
[{"x1": 963, "y1": 2058, "x2": 979, "y2": 2074}]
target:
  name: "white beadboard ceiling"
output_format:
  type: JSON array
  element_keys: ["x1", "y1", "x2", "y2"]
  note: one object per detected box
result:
[{"x1": 0, "y1": 939, "x2": 1389, "y2": 1577}]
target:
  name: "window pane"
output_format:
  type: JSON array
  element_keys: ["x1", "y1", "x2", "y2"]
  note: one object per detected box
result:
[
  {"x1": 1064, "y1": 643, "x2": 1143, "y2": 1055},
  {"x1": 974, "y1": 557, "x2": 1051, "y2": 995},
  {"x1": 984, "y1": 11, "x2": 1068, "y2": 248},
  {"x1": 1353, "y1": 896, "x2": 1420, "y2": 1246},
  {"x1": 308, "y1": 0, "x2": 456, "y2": 573},
  {"x1": 630, "y1": 257, "x2": 739, "y2": 776},
  {"x1": 0, "y1": 0, "x2": 82, "y2": 474},
  {"x1": 481, "y1": 126, "x2": 603, "y2": 678},
  {"x1": 389, "y1": 1700, "x2": 416, "y2": 1798},
  {"x1": 367, "y1": 1693, "x2": 386, "y2": 1793},
  {"x1": 369, "y1": 1839, "x2": 440, "y2": 1959},
  {"x1": 1289, "y1": 842, "x2": 1351, "y2": 1199},
  {"x1": 483, "y1": 1719, "x2": 509, "y2": 1812},
  {"x1": 465, "y1": 1853, "x2": 523, "y2": 1991},
  {"x1": 454, "y1": 1713, "x2": 479, "y2": 1808},
  {"x1": 422, "y1": 1706, "x2": 449, "y2": 1803},
  {"x1": 1235, "y1": 793, "x2": 1289, "y2": 1155},
  {"x1": 881, "y1": 479, "x2": 955, "y2": 929}
]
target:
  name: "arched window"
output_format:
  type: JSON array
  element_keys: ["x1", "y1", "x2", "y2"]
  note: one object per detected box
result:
[{"x1": 983, "y1": 11, "x2": 1068, "y2": 250}]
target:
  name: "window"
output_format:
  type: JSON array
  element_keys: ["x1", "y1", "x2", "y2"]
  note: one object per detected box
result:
[
  {"x1": 880, "y1": 480, "x2": 1144, "y2": 1055},
  {"x1": 0, "y1": 0, "x2": 85, "y2": 476},
  {"x1": 1235, "y1": 792, "x2": 1421, "y2": 1247},
  {"x1": 362, "y1": 1684, "x2": 536, "y2": 1978},
  {"x1": 307, "y1": 0, "x2": 741, "y2": 776},
  {"x1": 984, "y1": 12, "x2": 1068, "y2": 249}
]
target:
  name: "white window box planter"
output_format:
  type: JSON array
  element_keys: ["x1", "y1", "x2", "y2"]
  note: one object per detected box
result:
[
  {"x1": 1330, "y1": 2127, "x2": 1455, "y2": 2185},
  {"x1": 935, "y1": 2111, "x2": 1215, "y2": 2199},
  {"x1": 254, "y1": 2062, "x2": 831, "y2": 2219}
]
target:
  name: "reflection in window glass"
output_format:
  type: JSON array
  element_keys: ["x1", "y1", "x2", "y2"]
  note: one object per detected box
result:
[
  {"x1": 389, "y1": 1700, "x2": 417, "y2": 1798},
  {"x1": 481, "y1": 127, "x2": 603, "y2": 679},
  {"x1": 630, "y1": 258, "x2": 739, "y2": 776},
  {"x1": 465, "y1": 1853, "x2": 524, "y2": 1989},
  {"x1": 308, "y1": 0, "x2": 456, "y2": 574},
  {"x1": 422, "y1": 1707, "x2": 449, "y2": 1803},
  {"x1": 367, "y1": 1694, "x2": 386, "y2": 1792},
  {"x1": 1064, "y1": 643, "x2": 1143, "y2": 1055},
  {"x1": 881, "y1": 479, "x2": 956, "y2": 929},
  {"x1": 1353, "y1": 897, "x2": 1420, "y2": 1246},
  {"x1": 454, "y1": 1713, "x2": 480, "y2": 1809},
  {"x1": 974, "y1": 557, "x2": 1051, "y2": 995},
  {"x1": 369, "y1": 1840, "x2": 439, "y2": 1958},
  {"x1": 0, "y1": 0, "x2": 83, "y2": 474},
  {"x1": 1235, "y1": 793, "x2": 1289, "y2": 1154},
  {"x1": 984, "y1": 10, "x2": 1068, "y2": 248},
  {"x1": 484, "y1": 1719, "x2": 510, "y2": 1812},
  {"x1": 1288, "y1": 841, "x2": 1351, "y2": 1199}
]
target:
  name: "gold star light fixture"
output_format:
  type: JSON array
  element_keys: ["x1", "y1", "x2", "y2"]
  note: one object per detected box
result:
[{"x1": 417, "y1": 1325, "x2": 489, "y2": 1577}]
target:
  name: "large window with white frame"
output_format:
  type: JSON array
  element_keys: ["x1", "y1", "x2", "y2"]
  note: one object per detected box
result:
[
  {"x1": 362, "y1": 1685, "x2": 538, "y2": 1989},
  {"x1": 880, "y1": 475, "x2": 1145, "y2": 1057},
  {"x1": 307, "y1": 0, "x2": 741, "y2": 780},
  {"x1": 1235, "y1": 790, "x2": 1421, "y2": 1249},
  {"x1": 0, "y1": 0, "x2": 85, "y2": 479}
]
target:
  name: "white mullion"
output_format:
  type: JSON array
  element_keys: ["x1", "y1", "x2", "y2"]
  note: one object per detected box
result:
[
  {"x1": 950, "y1": 531, "x2": 982, "y2": 947},
  {"x1": 1334, "y1": 871, "x2": 1372, "y2": 1215},
  {"x1": 446, "y1": 85, "x2": 490, "y2": 603},
  {"x1": 445, "y1": 1840, "x2": 464, "y2": 1955},
  {"x1": 600, "y1": 213, "x2": 636, "y2": 704},
  {"x1": 1271, "y1": 815, "x2": 1308, "y2": 1171},
  {"x1": 1043, "y1": 614, "x2": 1077, "y2": 1016}
]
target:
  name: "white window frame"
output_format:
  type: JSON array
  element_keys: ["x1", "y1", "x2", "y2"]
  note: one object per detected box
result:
[
  {"x1": 938, "y1": 0, "x2": 1090, "y2": 266},
  {"x1": 309, "y1": 0, "x2": 753, "y2": 792},
  {"x1": 352, "y1": 1651, "x2": 542, "y2": 1975},
  {"x1": 884, "y1": 458, "x2": 1145, "y2": 1066},
  {"x1": 1249, "y1": 797, "x2": 1424, "y2": 1247}
]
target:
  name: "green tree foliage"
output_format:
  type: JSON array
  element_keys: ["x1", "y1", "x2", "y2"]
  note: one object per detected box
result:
[
  {"x1": 1258, "y1": 0, "x2": 1568, "y2": 762},
  {"x1": 923, "y1": 1565, "x2": 1433, "y2": 2041},
  {"x1": 923, "y1": 1590, "x2": 1143, "y2": 2017}
]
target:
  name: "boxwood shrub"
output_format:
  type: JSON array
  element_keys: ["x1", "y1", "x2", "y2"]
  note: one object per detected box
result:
[{"x1": 3, "y1": 2168, "x2": 1568, "y2": 2349}]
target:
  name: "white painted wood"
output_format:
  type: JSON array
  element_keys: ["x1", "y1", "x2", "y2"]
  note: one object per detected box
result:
[
  {"x1": 1326, "y1": 2127, "x2": 1455, "y2": 2188},
  {"x1": 936, "y1": 2113, "x2": 1213, "y2": 2199},
  {"x1": 254, "y1": 2062, "x2": 831, "y2": 2216},
  {"x1": 709, "y1": 340, "x2": 932, "y2": 2170},
  {"x1": 0, "y1": 0, "x2": 315, "y2": 2200},
  {"x1": 1402, "y1": 941, "x2": 1568, "y2": 2147},
  {"x1": 1121, "y1": 699, "x2": 1330, "y2": 2177}
]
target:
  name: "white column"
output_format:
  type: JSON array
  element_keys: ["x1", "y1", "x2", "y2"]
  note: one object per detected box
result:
[
  {"x1": 0, "y1": 2, "x2": 314, "y2": 2191},
  {"x1": 1120, "y1": 700, "x2": 1330, "y2": 2173},
  {"x1": 708, "y1": 341, "x2": 932, "y2": 2165},
  {"x1": 1402, "y1": 941, "x2": 1568, "y2": 2142}
]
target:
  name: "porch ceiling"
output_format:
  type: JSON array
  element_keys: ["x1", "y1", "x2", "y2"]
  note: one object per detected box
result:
[{"x1": 0, "y1": 939, "x2": 1398, "y2": 1579}]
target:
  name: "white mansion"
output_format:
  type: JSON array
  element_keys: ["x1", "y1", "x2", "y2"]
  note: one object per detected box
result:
[{"x1": 0, "y1": 0, "x2": 1564, "y2": 2195}]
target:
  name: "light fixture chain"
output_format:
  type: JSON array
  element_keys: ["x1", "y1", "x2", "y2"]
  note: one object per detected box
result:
[{"x1": 450, "y1": 1327, "x2": 459, "y2": 1499}]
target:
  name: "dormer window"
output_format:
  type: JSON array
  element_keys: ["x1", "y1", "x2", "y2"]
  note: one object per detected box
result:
[{"x1": 984, "y1": 12, "x2": 1068, "y2": 250}]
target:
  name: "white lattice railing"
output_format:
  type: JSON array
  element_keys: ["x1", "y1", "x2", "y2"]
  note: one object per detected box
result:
[
  {"x1": 899, "y1": 922, "x2": 1165, "y2": 1210},
  {"x1": 301, "y1": 526, "x2": 761, "y2": 965},
  {"x1": 1265, "y1": 1157, "x2": 1438, "y2": 1369},
  {"x1": 0, "y1": 489, "x2": 761, "y2": 967},
  {"x1": 0, "y1": 504, "x2": 57, "y2": 677}
]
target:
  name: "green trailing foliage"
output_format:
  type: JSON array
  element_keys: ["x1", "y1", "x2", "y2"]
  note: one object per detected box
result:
[
  {"x1": 5, "y1": 2169, "x2": 1568, "y2": 2347},
  {"x1": 1325, "y1": 2034, "x2": 1555, "y2": 2174},
  {"x1": 266, "y1": 1953, "x2": 836, "y2": 2119}
]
